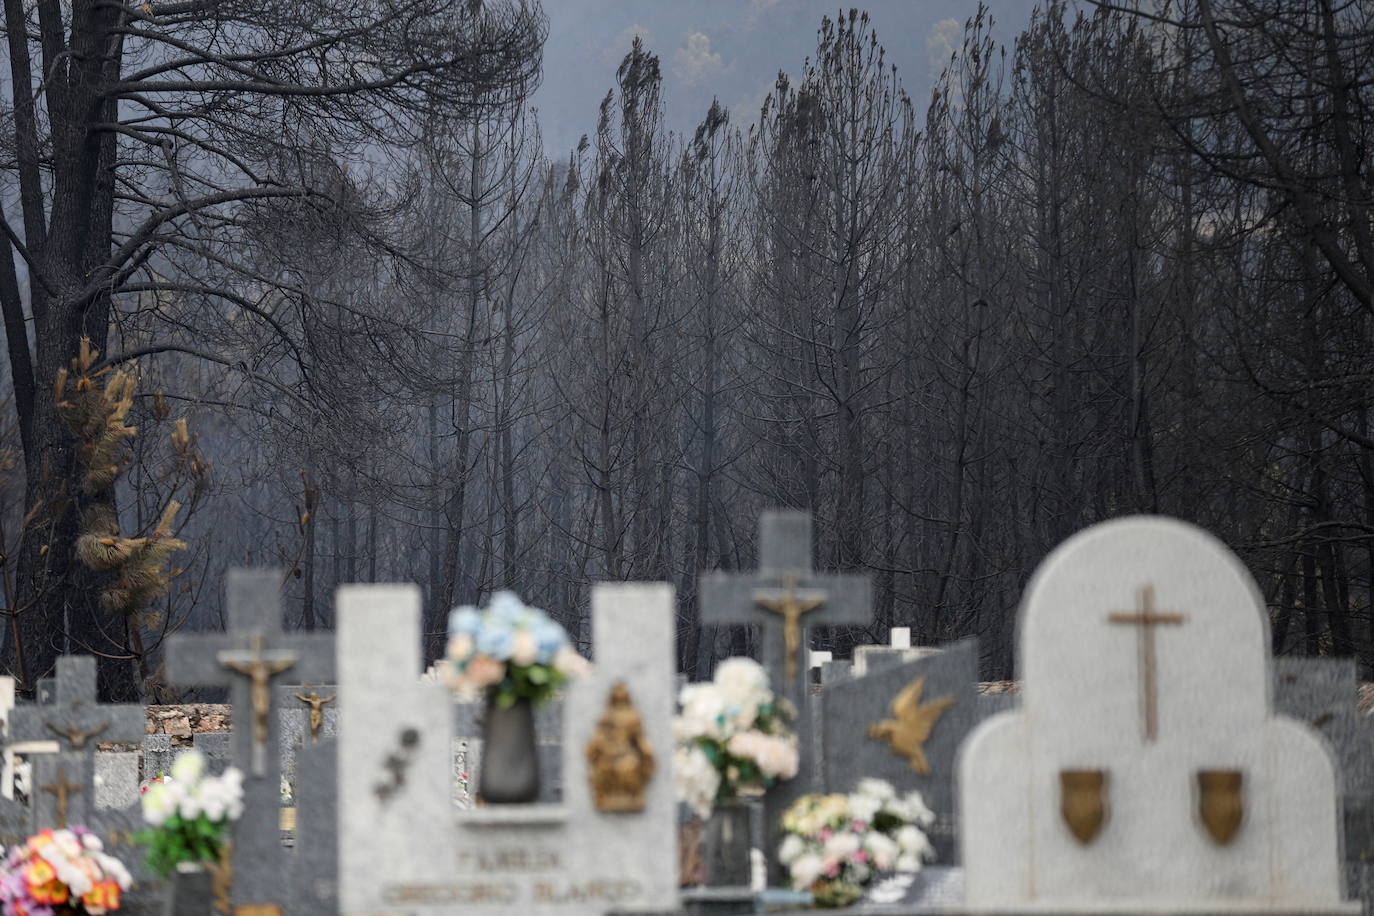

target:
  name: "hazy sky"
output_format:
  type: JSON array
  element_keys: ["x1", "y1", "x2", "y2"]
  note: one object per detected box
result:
[{"x1": 530, "y1": 0, "x2": 1040, "y2": 158}]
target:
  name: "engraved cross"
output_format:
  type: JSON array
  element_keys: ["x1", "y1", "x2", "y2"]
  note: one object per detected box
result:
[{"x1": 1108, "y1": 584, "x2": 1186, "y2": 742}]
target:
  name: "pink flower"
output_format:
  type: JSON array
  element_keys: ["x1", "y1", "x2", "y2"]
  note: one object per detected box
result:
[
  {"x1": 823, "y1": 860, "x2": 841, "y2": 878},
  {"x1": 851, "y1": 820, "x2": 868, "y2": 832},
  {"x1": 465, "y1": 655, "x2": 507, "y2": 689},
  {"x1": 819, "y1": 828, "x2": 833, "y2": 842},
  {"x1": 853, "y1": 850, "x2": 870, "y2": 864}
]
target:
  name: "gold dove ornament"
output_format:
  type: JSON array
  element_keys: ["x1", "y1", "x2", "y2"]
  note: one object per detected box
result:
[{"x1": 866, "y1": 676, "x2": 956, "y2": 774}]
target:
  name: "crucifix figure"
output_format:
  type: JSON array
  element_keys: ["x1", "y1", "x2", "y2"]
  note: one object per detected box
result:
[
  {"x1": 1108, "y1": 584, "x2": 1187, "y2": 741},
  {"x1": 293, "y1": 690, "x2": 336, "y2": 743},
  {"x1": 41, "y1": 765, "x2": 81, "y2": 828},
  {"x1": 46, "y1": 720, "x2": 108, "y2": 749},
  {"x1": 699, "y1": 510, "x2": 873, "y2": 885},
  {"x1": 219, "y1": 634, "x2": 298, "y2": 775},
  {"x1": 753, "y1": 576, "x2": 828, "y2": 684}
]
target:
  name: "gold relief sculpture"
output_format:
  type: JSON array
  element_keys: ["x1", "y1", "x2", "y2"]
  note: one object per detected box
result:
[
  {"x1": 1197, "y1": 770, "x2": 1243, "y2": 845},
  {"x1": 866, "y1": 677, "x2": 956, "y2": 775},
  {"x1": 1060, "y1": 770, "x2": 1107, "y2": 845},
  {"x1": 585, "y1": 682, "x2": 655, "y2": 812},
  {"x1": 293, "y1": 690, "x2": 335, "y2": 743}
]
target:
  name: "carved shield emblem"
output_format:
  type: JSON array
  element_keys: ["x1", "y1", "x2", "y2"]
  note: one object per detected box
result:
[
  {"x1": 1060, "y1": 769, "x2": 1107, "y2": 845},
  {"x1": 1197, "y1": 769, "x2": 1243, "y2": 845}
]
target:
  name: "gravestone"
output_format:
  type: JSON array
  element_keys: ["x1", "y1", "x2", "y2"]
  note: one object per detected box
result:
[
  {"x1": 1274, "y1": 657, "x2": 1374, "y2": 915},
  {"x1": 821, "y1": 639, "x2": 979, "y2": 862},
  {"x1": 291, "y1": 737, "x2": 338, "y2": 915},
  {"x1": 853, "y1": 627, "x2": 942, "y2": 677},
  {"x1": 94, "y1": 751, "x2": 140, "y2": 809},
  {"x1": 276, "y1": 683, "x2": 338, "y2": 788},
  {"x1": 166, "y1": 568, "x2": 334, "y2": 913},
  {"x1": 142, "y1": 733, "x2": 174, "y2": 779},
  {"x1": 6, "y1": 657, "x2": 165, "y2": 915},
  {"x1": 959, "y1": 516, "x2": 1359, "y2": 912},
  {"x1": 338, "y1": 581, "x2": 679, "y2": 915},
  {"x1": 700, "y1": 510, "x2": 872, "y2": 883},
  {"x1": 193, "y1": 730, "x2": 232, "y2": 774}
]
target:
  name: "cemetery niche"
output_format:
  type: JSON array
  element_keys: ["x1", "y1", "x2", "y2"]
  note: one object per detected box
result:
[
  {"x1": 959, "y1": 515, "x2": 1361, "y2": 914},
  {"x1": 339, "y1": 580, "x2": 679, "y2": 915}
]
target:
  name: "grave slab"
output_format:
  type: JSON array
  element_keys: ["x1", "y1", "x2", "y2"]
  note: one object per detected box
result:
[{"x1": 821, "y1": 639, "x2": 979, "y2": 862}]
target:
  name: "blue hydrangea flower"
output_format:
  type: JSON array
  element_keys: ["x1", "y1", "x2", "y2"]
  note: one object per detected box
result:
[
  {"x1": 476, "y1": 621, "x2": 515, "y2": 660},
  {"x1": 486, "y1": 590, "x2": 526, "y2": 623},
  {"x1": 448, "y1": 606, "x2": 481, "y2": 637},
  {"x1": 532, "y1": 618, "x2": 567, "y2": 664}
]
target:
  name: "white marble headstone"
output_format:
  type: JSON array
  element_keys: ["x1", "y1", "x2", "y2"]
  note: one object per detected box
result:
[
  {"x1": 338, "y1": 582, "x2": 679, "y2": 915},
  {"x1": 959, "y1": 516, "x2": 1358, "y2": 913}
]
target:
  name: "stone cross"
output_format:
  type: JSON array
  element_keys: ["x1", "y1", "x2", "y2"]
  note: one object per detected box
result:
[
  {"x1": 166, "y1": 568, "x2": 334, "y2": 912},
  {"x1": 8, "y1": 656, "x2": 145, "y2": 765},
  {"x1": 4, "y1": 658, "x2": 166, "y2": 915},
  {"x1": 699, "y1": 510, "x2": 872, "y2": 885},
  {"x1": 1107, "y1": 584, "x2": 1186, "y2": 741}
]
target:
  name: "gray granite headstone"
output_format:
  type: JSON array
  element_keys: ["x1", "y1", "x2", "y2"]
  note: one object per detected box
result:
[
  {"x1": 95, "y1": 751, "x2": 140, "y2": 809},
  {"x1": 166, "y1": 568, "x2": 335, "y2": 912},
  {"x1": 8, "y1": 658, "x2": 166, "y2": 915},
  {"x1": 142, "y1": 733, "x2": 174, "y2": 779},
  {"x1": 820, "y1": 639, "x2": 979, "y2": 862},
  {"x1": 193, "y1": 730, "x2": 232, "y2": 775},
  {"x1": 700, "y1": 510, "x2": 873, "y2": 884},
  {"x1": 276, "y1": 683, "x2": 338, "y2": 788},
  {"x1": 290, "y1": 737, "x2": 338, "y2": 915},
  {"x1": 820, "y1": 659, "x2": 852, "y2": 685}
]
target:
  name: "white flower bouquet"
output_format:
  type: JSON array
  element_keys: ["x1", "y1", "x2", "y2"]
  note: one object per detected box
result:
[
  {"x1": 778, "y1": 778, "x2": 935, "y2": 907},
  {"x1": 673, "y1": 658, "x2": 799, "y2": 818},
  {"x1": 136, "y1": 750, "x2": 244, "y2": 877}
]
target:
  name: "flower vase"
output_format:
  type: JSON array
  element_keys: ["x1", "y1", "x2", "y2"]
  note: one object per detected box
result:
[
  {"x1": 703, "y1": 799, "x2": 754, "y2": 887},
  {"x1": 479, "y1": 695, "x2": 540, "y2": 804},
  {"x1": 165, "y1": 861, "x2": 214, "y2": 916}
]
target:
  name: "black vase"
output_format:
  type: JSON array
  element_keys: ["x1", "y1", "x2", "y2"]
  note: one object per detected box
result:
[
  {"x1": 479, "y1": 696, "x2": 540, "y2": 804},
  {"x1": 164, "y1": 862, "x2": 214, "y2": 916}
]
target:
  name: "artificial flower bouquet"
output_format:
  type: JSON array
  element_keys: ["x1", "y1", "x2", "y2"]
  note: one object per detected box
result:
[
  {"x1": 444, "y1": 591, "x2": 589, "y2": 707},
  {"x1": 0, "y1": 827, "x2": 133, "y2": 915},
  {"x1": 778, "y1": 778, "x2": 936, "y2": 908},
  {"x1": 672, "y1": 657, "x2": 800, "y2": 818},
  {"x1": 137, "y1": 750, "x2": 244, "y2": 877}
]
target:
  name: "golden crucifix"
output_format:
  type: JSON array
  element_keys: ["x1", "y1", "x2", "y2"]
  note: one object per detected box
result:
[
  {"x1": 753, "y1": 575, "x2": 828, "y2": 684},
  {"x1": 45, "y1": 720, "x2": 108, "y2": 749},
  {"x1": 218, "y1": 634, "x2": 297, "y2": 775},
  {"x1": 293, "y1": 690, "x2": 336, "y2": 743},
  {"x1": 1108, "y1": 584, "x2": 1186, "y2": 742},
  {"x1": 41, "y1": 765, "x2": 82, "y2": 828}
]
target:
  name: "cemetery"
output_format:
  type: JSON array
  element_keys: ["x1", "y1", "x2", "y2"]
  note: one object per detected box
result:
[
  {"x1": 0, "y1": 511, "x2": 1366, "y2": 914},
  {"x1": 2, "y1": 0, "x2": 1372, "y2": 913}
]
